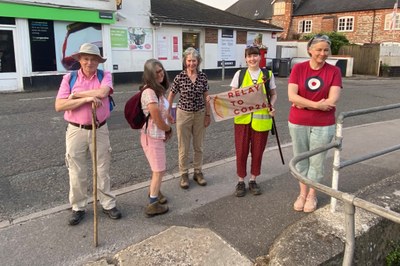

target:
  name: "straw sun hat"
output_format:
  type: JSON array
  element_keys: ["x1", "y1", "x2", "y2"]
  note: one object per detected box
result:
[{"x1": 71, "y1": 43, "x2": 106, "y2": 63}]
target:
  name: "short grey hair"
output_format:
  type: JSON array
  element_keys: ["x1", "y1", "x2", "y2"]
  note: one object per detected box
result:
[
  {"x1": 182, "y1": 47, "x2": 202, "y2": 70},
  {"x1": 307, "y1": 34, "x2": 331, "y2": 56}
]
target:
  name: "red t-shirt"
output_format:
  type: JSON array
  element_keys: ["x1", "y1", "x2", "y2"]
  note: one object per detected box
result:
[{"x1": 288, "y1": 61, "x2": 342, "y2": 126}]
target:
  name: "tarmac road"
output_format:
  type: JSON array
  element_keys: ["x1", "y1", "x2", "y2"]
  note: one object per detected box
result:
[{"x1": 0, "y1": 75, "x2": 399, "y2": 223}]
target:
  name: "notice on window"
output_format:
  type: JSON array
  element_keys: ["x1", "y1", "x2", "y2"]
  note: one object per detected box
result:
[
  {"x1": 30, "y1": 20, "x2": 51, "y2": 42},
  {"x1": 218, "y1": 29, "x2": 236, "y2": 67},
  {"x1": 157, "y1": 35, "x2": 169, "y2": 60},
  {"x1": 111, "y1": 28, "x2": 128, "y2": 49}
]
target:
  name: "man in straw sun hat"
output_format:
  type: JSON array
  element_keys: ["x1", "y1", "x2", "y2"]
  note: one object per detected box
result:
[{"x1": 55, "y1": 43, "x2": 121, "y2": 226}]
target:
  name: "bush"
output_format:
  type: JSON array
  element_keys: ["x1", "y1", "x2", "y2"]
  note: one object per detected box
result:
[
  {"x1": 301, "y1": 32, "x2": 350, "y2": 55},
  {"x1": 386, "y1": 241, "x2": 400, "y2": 266}
]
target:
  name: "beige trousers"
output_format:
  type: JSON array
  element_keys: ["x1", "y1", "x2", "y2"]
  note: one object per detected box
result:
[
  {"x1": 176, "y1": 109, "x2": 206, "y2": 175},
  {"x1": 65, "y1": 124, "x2": 116, "y2": 211}
]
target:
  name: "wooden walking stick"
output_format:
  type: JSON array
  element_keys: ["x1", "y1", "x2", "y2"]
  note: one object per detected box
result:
[{"x1": 91, "y1": 102, "x2": 98, "y2": 247}]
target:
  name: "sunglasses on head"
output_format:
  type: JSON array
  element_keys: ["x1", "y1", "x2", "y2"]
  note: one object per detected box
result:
[
  {"x1": 246, "y1": 44, "x2": 260, "y2": 49},
  {"x1": 311, "y1": 34, "x2": 330, "y2": 41},
  {"x1": 308, "y1": 34, "x2": 331, "y2": 48}
]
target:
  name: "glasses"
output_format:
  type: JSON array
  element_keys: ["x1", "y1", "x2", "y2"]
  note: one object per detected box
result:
[{"x1": 156, "y1": 69, "x2": 164, "y2": 74}]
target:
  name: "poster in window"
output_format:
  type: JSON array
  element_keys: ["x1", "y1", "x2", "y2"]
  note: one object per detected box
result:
[
  {"x1": 128, "y1": 28, "x2": 152, "y2": 51},
  {"x1": 157, "y1": 35, "x2": 169, "y2": 60},
  {"x1": 53, "y1": 22, "x2": 103, "y2": 71},
  {"x1": 173, "y1": 36, "x2": 179, "y2": 60},
  {"x1": 111, "y1": 28, "x2": 129, "y2": 49},
  {"x1": 28, "y1": 20, "x2": 57, "y2": 72},
  {"x1": 218, "y1": 29, "x2": 236, "y2": 67}
]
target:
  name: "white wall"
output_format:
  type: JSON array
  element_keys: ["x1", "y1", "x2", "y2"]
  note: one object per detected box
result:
[
  {"x1": 380, "y1": 44, "x2": 400, "y2": 66},
  {"x1": 111, "y1": 0, "x2": 280, "y2": 73},
  {"x1": 277, "y1": 41, "x2": 309, "y2": 57},
  {"x1": 111, "y1": 0, "x2": 153, "y2": 72}
]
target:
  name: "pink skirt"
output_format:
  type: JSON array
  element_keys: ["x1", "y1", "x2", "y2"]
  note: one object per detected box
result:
[{"x1": 140, "y1": 133, "x2": 166, "y2": 172}]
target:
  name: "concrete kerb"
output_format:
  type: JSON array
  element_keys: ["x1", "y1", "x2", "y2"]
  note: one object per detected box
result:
[
  {"x1": 257, "y1": 174, "x2": 400, "y2": 266},
  {"x1": 85, "y1": 226, "x2": 253, "y2": 266}
]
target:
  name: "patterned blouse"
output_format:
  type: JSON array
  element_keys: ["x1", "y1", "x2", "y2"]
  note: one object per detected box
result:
[{"x1": 171, "y1": 70, "x2": 209, "y2": 112}]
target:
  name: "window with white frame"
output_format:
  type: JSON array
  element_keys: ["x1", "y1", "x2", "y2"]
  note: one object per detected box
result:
[
  {"x1": 338, "y1": 16, "x2": 354, "y2": 32},
  {"x1": 384, "y1": 13, "x2": 400, "y2": 30},
  {"x1": 298, "y1": 20, "x2": 312, "y2": 33},
  {"x1": 273, "y1": 1, "x2": 285, "y2": 15}
]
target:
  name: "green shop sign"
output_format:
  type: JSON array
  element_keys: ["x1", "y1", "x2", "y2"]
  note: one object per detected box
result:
[{"x1": 0, "y1": 2, "x2": 115, "y2": 24}]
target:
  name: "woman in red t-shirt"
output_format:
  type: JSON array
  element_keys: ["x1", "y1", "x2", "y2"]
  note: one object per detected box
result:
[{"x1": 288, "y1": 35, "x2": 342, "y2": 213}]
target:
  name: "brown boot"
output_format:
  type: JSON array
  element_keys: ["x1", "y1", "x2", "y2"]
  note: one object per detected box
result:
[
  {"x1": 145, "y1": 201, "x2": 169, "y2": 217},
  {"x1": 193, "y1": 172, "x2": 207, "y2": 186},
  {"x1": 180, "y1": 173, "x2": 189, "y2": 189},
  {"x1": 148, "y1": 191, "x2": 167, "y2": 204}
]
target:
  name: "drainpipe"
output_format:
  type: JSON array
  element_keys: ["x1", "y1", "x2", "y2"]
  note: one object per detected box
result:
[{"x1": 370, "y1": 10, "x2": 376, "y2": 43}]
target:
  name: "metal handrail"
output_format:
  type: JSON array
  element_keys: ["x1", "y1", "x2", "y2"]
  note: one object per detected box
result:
[{"x1": 289, "y1": 104, "x2": 400, "y2": 266}]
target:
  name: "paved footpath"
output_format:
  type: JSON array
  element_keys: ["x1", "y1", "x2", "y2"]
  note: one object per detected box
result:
[{"x1": 1, "y1": 119, "x2": 400, "y2": 266}]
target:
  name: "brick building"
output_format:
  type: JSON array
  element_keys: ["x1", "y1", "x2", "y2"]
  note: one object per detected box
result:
[{"x1": 227, "y1": 0, "x2": 400, "y2": 44}]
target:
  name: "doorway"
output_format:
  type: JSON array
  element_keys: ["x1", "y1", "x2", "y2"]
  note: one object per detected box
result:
[
  {"x1": 0, "y1": 28, "x2": 18, "y2": 91},
  {"x1": 182, "y1": 32, "x2": 200, "y2": 51}
]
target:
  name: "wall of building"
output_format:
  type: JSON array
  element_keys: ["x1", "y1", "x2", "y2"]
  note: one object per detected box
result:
[
  {"x1": 287, "y1": 9, "x2": 400, "y2": 44},
  {"x1": 0, "y1": 0, "x2": 280, "y2": 91}
]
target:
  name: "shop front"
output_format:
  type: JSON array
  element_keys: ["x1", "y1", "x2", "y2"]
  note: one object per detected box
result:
[{"x1": 0, "y1": 1, "x2": 115, "y2": 91}]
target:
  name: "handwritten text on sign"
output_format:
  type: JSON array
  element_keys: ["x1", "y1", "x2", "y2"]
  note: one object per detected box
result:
[{"x1": 209, "y1": 83, "x2": 267, "y2": 122}]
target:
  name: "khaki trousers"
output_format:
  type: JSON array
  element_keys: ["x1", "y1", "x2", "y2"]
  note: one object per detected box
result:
[
  {"x1": 176, "y1": 109, "x2": 206, "y2": 175},
  {"x1": 65, "y1": 123, "x2": 116, "y2": 211}
]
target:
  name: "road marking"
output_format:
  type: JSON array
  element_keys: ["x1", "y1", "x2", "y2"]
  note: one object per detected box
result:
[
  {"x1": 19, "y1": 97, "x2": 55, "y2": 101},
  {"x1": 18, "y1": 91, "x2": 129, "y2": 102}
]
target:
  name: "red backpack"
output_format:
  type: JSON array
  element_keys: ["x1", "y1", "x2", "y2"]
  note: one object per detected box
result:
[
  {"x1": 124, "y1": 88, "x2": 158, "y2": 129},
  {"x1": 124, "y1": 89, "x2": 149, "y2": 129}
]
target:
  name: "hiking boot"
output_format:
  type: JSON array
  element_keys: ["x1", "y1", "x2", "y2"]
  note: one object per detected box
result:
[
  {"x1": 68, "y1": 210, "x2": 85, "y2": 226},
  {"x1": 180, "y1": 173, "x2": 189, "y2": 189},
  {"x1": 235, "y1": 181, "x2": 246, "y2": 197},
  {"x1": 102, "y1": 207, "x2": 122, "y2": 220},
  {"x1": 193, "y1": 172, "x2": 207, "y2": 186},
  {"x1": 158, "y1": 191, "x2": 167, "y2": 204},
  {"x1": 145, "y1": 201, "x2": 169, "y2": 217},
  {"x1": 148, "y1": 191, "x2": 167, "y2": 204},
  {"x1": 248, "y1": 180, "x2": 262, "y2": 195}
]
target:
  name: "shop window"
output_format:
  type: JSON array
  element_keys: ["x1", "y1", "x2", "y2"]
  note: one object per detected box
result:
[
  {"x1": 183, "y1": 32, "x2": 199, "y2": 51},
  {"x1": 0, "y1": 17, "x2": 15, "y2": 25},
  {"x1": 28, "y1": 19, "x2": 57, "y2": 72},
  {"x1": 0, "y1": 30, "x2": 16, "y2": 72}
]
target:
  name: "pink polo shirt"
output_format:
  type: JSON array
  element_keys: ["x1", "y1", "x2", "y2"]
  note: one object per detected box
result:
[{"x1": 56, "y1": 69, "x2": 113, "y2": 125}]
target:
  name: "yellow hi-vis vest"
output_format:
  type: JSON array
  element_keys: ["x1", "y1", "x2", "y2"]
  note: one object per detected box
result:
[{"x1": 234, "y1": 69, "x2": 273, "y2": 132}]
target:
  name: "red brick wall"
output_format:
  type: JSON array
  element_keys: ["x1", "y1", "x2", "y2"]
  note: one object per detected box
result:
[
  {"x1": 281, "y1": 9, "x2": 399, "y2": 43},
  {"x1": 205, "y1": 28, "x2": 218, "y2": 43}
]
